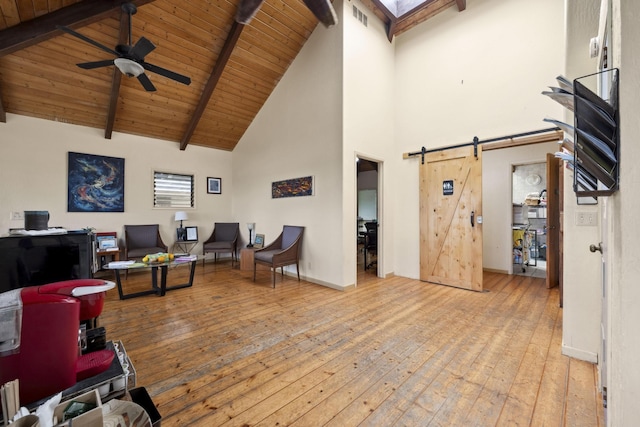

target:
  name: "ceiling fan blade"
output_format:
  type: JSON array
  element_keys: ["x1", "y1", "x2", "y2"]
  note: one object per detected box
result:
[
  {"x1": 130, "y1": 36, "x2": 156, "y2": 61},
  {"x1": 235, "y1": 0, "x2": 266, "y2": 24},
  {"x1": 141, "y1": 62, "x2": 191, "y2": 86},
  {"x1": 302, "y1": 0, "x2": 338, "y2": 27},
  {"x1": 77, "y1": 59, "x2": 115, "y2": 70},
  {"x1": 137, "y1": 73, "x2": 157, "y2": 92},
  {"x1": 56, "y1": 25, "x2": 119, "y2": 57}
]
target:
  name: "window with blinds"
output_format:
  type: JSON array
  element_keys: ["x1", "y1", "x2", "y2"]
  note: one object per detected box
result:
[{"x1": 154, "y1": 172, "x2": 194, "y2": 208}]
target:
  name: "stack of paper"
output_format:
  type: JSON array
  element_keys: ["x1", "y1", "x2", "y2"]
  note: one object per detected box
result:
[{"x1": 108, "y1": 260, "x2": 135, "y2": 268}]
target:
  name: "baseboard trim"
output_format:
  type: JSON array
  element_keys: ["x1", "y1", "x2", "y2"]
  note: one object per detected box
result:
[
  {"x1": 562, "y1": 344, "x2": 598, "y2": 363},
  {"x1": 296, "y1": 272, "x2": 351, "y2": 291},
  {"x1": 483, "y1": 267, "x2": 509, "y2": 274}
]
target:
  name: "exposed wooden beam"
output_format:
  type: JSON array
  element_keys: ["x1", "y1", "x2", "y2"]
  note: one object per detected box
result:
[
  {"x1": 105, "y1": 9, "x2": 131, "y2": 139},
  {"x1": 180, "y1": 21, "x2": 244, "y2": 151},
  {"x1": 455, "y1": 0, "x2": 466, "y2": 11},
  {"x1": 0, "y1": 0, "x2": 155, "y2": 57},
  {"x1": 0, "y1": 93, "x2": 6, "y2": 123},
  {"x1": 386, "y1": 18, "x2": 397, "y2": 42}
]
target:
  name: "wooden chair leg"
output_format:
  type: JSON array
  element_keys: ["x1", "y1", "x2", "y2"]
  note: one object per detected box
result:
[{"x1": 296, "y1": 262, "x2": 300, "y2": 281}]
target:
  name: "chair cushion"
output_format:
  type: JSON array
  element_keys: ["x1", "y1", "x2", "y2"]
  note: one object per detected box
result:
[
  {"x1": 254, "y1": 250, "x2": 279, "y2": 263},
  {"x1": 126, "y1": 225, "x2": 161, "y2": 247},
  {"x1": 282, "y1": 226, "x2": 304, "y2": 249},
  {"x1": 214, "y1": 223, "x2": 239, "y2": 241},
  {"x1": 204, "y1": 241, "x2": 234, "y2": 250}
]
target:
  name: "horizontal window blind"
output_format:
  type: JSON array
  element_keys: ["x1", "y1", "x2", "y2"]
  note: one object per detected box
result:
[{"x1": 154, "y1": 172, "x2": 194, "y2": 208}]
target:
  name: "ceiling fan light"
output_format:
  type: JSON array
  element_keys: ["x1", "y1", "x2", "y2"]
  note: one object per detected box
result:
[{"x1": 114, "y1": 58, "x2": 144, "y2": 77}]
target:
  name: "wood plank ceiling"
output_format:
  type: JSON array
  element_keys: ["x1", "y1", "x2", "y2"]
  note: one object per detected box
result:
[{"x1": 0, "y1": 0, "x2": 465, "y2": 151}]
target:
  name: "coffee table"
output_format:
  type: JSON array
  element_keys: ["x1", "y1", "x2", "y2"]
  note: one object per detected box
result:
[{"x1": 105, "y1": 257, "x2": 197, "y2": 300}]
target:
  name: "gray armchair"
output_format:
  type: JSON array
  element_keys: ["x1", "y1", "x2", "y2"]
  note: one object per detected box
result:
[
  {"x1": 202, "y1": 222, "x2": 239, "y2": 266},
  {"x1": 124, "y1": 224, "x2": 168, "y2": 260},
  {"x1": 254, "y1": 225, "x2": 304, "y2": 287}
]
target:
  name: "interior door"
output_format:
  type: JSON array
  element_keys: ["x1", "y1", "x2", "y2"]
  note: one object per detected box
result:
[
  {"x1": 546, "y1": 153, "x2": 560, "y2": 289},
  {"x1": 420, "y1": 145, "x2": 483, "y2": 291}
]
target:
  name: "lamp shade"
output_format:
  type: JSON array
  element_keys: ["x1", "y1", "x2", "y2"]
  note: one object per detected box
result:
[
  {"x1": 247, "y1": 222, "x2": 255, "y2": 231},
  {"x1": 175, "y1": 211, "x2": 188, "y2": 222}
]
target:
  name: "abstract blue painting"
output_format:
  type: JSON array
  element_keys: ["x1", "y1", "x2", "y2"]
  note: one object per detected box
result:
[{"x1": 68, "y1": 152, "x2": 125, "y2": 212}]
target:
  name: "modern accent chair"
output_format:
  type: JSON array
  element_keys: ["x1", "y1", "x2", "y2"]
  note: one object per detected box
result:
[
  {"x1": 202, "y1": 222, "x2": 239, "y2": 266},
  {"x1": 253, "y1": 225, "x2": 305, "y2": 287},
  {"x1": 124, "y1": 224, "x2": 168, "y2": 261}
]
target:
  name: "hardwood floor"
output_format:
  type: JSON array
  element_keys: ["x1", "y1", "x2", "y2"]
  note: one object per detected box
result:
[{"x1": 98, "y1": 262, "x2": 604, "y2": 426}]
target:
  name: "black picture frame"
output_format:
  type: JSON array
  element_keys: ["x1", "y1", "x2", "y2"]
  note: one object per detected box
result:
[
  {"x1": 207, "y1": 177, "x2": 221, "y2": 194},
  {"x1": 185, "y1": 226, "x2": 198, "y2": 241}
]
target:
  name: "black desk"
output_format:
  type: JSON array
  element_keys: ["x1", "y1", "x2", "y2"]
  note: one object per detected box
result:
[
  {"x1": 360, "y1": 230, "x2": 377, "y2": 271},
  {"x1": 106, "y1": 259, "x2": 197, "y2": 300}
]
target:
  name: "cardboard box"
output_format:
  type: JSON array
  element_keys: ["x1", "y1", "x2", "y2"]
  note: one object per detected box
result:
[{"x1": 53, "y1": 389, "x2": 102, "y2": 427}]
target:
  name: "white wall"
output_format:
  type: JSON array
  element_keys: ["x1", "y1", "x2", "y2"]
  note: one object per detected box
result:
[
  {"x1": 232, "y1": 2, "x2": 345, "y2": 288},
  {"x1": 609, "y1": 0, "x2": 640, "y2": 424},
  {"x1": 342, "y1": 0, "x2": 396, "y2": 283},
  {"x1": 393, "y1": 0, "x2": 566, "y2": 279},
  {"x1": 0, "y1": 114, "x2": 233, "y2": 252},
  {"x1": 562, "y1": 0, "x2": 602, "y2": 364}
]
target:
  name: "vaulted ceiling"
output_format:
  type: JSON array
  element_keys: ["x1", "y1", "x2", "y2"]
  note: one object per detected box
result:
[{"x1": 0, "y1": 0, "x2": 466, "y2": 152}]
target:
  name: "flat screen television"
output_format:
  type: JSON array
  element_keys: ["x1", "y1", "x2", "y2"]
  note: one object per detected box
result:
[{"x1": 0, "y1": 231, "x2": 92, "y2": 293}]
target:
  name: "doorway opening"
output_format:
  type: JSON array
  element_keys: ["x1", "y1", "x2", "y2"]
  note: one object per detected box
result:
[
  {"x1": 357, "y1": 158, "x2": 379, "y2": 277},
  {"x1": 511, "y1": 162, "x2": 547, "y2": 278}
]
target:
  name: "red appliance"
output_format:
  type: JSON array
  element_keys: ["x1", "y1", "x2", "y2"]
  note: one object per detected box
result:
[{"x1": 0, "y1": 279, "x2": 115, "y2": 405}]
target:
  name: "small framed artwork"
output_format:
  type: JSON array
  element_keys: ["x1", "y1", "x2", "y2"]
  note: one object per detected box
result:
[
  {"x1": 254, "y1": 234, "x2": 265, "y2": 249},
  {"x1": 207, "y1": 177, "x2": 221, "y2": 194},
  {"x1": 186, "y1": 226, "x2": 199, "y2": 242}
]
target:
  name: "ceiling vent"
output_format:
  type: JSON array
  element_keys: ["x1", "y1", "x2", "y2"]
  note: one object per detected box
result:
[{"x1": 352, "y1": 5, "x2": 368, "y2": 27}]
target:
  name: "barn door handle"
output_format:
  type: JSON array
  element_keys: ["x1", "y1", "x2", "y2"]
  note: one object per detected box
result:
[{"x1": 471, "y1": 211, "x2": 475, "y2": 227}]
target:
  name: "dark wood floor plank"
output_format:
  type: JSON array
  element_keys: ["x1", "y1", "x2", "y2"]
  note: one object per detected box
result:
[
  {"x1": 530, "y1": 307, "x2": 571, "y2": 425},
  {"x1": 97, "y1": 264, "x2": 603, "y2": 427},
  {"x1": 495, "y1": 282, "x2": 561, "y2": 425}
]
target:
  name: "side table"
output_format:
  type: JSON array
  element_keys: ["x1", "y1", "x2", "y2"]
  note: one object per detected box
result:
[
  {"x1": 240, "y1": 247, "x2": 270, "y2": 271},
  {"x1": 173, "y1": 240, "x2": 198, "y2": 255}
]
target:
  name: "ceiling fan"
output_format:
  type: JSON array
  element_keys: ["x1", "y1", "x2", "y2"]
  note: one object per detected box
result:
[
  {"x1": 56, "y1": 3, "x2": 191, "y2": 92},
  {"x1": 236, "y1": 0, "x2": 338, "y2": 28}
]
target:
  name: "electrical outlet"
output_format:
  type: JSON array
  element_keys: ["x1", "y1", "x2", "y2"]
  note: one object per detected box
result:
[
  {"x1": 10, "y1": 211, "x2": 24, "y2": 220},
  {"x1": 576, "y1": 211, "x2": 597, "y2": 226}
]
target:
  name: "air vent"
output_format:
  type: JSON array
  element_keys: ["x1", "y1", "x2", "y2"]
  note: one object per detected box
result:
[{"x1": 352, "y1": 5, "x2": 368, "y2": 27}]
